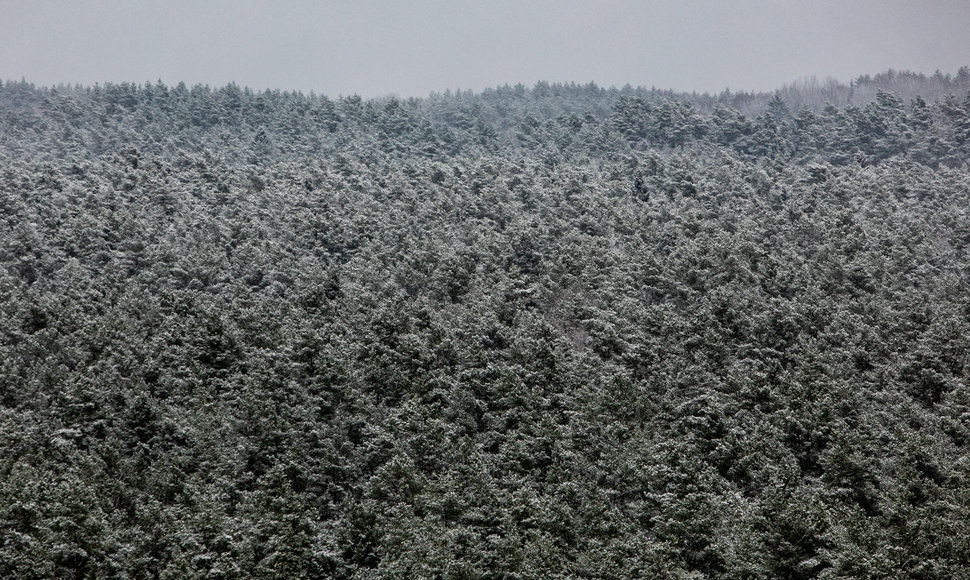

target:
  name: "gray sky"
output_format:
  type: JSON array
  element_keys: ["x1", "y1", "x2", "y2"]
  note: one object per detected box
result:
[{"x1": 3, "y1": 0, "x2": 969, "y2": 98}]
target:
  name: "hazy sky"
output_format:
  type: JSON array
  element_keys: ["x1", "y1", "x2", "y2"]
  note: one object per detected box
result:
[{"x1": 3, "y1": 0, "x2": 969, "y2": 98}]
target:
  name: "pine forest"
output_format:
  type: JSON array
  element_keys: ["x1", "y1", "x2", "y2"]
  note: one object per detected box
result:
[{"x1": 3, "y1": 68, "x2": 970, "y2": 578}]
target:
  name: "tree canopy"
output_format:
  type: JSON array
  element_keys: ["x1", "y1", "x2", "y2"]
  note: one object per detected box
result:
[{"x1": 2, "y1": 71, "x2": 970, "y2": 578}]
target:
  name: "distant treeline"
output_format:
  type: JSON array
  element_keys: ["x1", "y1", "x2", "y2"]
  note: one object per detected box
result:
[{"x1": 3, "y1": 67, "x2": 970, "y2": 167}]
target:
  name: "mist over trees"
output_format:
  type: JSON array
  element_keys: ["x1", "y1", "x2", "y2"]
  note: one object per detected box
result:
[{"x1": 3, "y1": 68, "x2": 970, "y2": 578}]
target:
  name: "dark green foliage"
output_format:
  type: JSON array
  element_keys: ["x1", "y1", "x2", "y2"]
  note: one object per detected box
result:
[{"x1": 2, "y1": 71, "x2": 970, "y2": 577}]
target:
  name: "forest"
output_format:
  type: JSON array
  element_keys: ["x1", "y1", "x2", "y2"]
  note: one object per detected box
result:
[{"x1": 2, "y1": 67, "x2": 970, "y2": 578}]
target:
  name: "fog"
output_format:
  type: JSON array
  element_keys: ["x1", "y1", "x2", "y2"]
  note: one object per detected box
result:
[{"x1": 3, "y1": 0, "x2": 969, "y2": 97}]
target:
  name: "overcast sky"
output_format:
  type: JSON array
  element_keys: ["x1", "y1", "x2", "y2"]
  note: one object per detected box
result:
[{"x1": 3, "y1": 0, "x2": 969, "y2": 98}]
